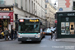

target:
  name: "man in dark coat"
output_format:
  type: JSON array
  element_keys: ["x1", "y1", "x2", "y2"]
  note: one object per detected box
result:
[
  {"x1": 11, "y1": 28, "x2": 14, "y2": 40},
  {"x1": 13, "y1": 29, "x2": 17, "y2": 40}
]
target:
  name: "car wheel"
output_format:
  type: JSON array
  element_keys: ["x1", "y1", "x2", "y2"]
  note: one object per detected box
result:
[
  {"x1": 21, "y1": 41, "x2": 25, "y2": 43},
  {"x1": 43, "y1": 35, "x2": 45, "y2": 38}
]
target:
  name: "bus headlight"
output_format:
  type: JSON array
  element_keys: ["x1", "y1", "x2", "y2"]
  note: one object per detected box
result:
[
  {"x1": 35, "y1": 34, "x2": 40, "y2": 38},
  {"x1": 18, "y1": 35, "x2": 20, "y2": 38},
  {"x1": 18, "y1": 35, "x2": 22, "y2": 38}
]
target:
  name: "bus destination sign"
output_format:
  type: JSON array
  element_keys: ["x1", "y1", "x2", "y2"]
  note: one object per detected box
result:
[{"x1": 29, "y1": 19, "x2": 39, "y2": 22}]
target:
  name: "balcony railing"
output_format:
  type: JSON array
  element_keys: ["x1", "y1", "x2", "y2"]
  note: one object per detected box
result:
[{"x1": 0, "y1": 1, "x2": 5, "y2": 5}]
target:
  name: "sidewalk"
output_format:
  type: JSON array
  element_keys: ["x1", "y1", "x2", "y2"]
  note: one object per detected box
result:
[
  {"x1": 0, "y1": 39, "x2": 5, "y2": 42},
  {"x1": 55, "y1": 38, "x2": 75, "y2": 42}
]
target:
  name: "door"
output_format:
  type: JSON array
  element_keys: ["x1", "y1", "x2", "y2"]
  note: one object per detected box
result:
[{"x1": 70, "y1": 22, "x2": 74, "y2": 34}]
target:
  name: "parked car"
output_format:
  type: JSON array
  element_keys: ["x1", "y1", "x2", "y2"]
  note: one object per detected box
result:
[{"x1": 43, "y1": 28, "x2": 52, "y2": 35}]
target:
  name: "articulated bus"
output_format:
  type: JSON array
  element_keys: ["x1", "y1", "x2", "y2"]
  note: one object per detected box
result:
[{"x1": 18, "y1": 18, "x2": 45, "y2": 42}]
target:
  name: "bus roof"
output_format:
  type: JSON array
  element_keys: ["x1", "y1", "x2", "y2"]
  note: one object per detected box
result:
[{"x1": 18, "y1": 18, "x2": 40, "y2": 19}]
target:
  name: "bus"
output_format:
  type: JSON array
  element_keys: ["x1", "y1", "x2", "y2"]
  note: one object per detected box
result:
[{"x1": 18, "y1": 18, "x2": 45, "y2": 42}]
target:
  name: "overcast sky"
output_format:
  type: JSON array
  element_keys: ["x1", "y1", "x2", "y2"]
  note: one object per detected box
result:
[{"x1": 51, "y1": 0, "x2": 56, "y2": 3}]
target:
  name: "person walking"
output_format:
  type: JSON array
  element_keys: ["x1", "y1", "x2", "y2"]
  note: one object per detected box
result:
[
  {"x1": 13, "y1": 29, "x2": 17, "y2": 40},
  {"x1": 11, "y1": 28, "x2": 14, "y2": 40},
  {"x1": 0, "y1": 28, "x2": 2, "y2": 39},
  {"x1": 4, "y1": 28, "x2": 9, "y2": 41}
]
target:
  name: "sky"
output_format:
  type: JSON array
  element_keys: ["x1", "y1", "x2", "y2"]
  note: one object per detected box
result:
[{"x1": 51, "y1": 0, "x2": 56, "y2": 3}]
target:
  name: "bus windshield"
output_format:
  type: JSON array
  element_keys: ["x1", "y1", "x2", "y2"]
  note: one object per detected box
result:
[{"x1": 18, "y1": 23, "x2": 40, "y2": 33}]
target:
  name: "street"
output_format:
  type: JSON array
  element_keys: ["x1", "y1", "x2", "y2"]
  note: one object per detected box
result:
[{"x1": 0, "y1": 36, "x2": 75, "y2": 50}]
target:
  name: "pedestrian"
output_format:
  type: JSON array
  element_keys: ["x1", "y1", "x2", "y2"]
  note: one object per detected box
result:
[
  {"x1": 8, "y1": 30, "x2": 11, "y2": 40},
  {"x1": 11, "y1": 28, "x2": 14, "y2": 40},
  {"x1": 13, "y1": 29, "x2": 17, "y2": 40},
  {"x1": 4, "y1": 28, "x2": 9, "y2": 41},
  {"x1": 0, "y1": 28, "x2": 3, "y2": 39}
]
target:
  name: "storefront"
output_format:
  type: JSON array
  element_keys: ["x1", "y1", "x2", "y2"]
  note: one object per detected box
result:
[
  {"x1": 56, "y1": 12, "x2": 75, "y2": 38},
  {"x1": 0, "y1": 6, "x2": 13, "y2": 31}
]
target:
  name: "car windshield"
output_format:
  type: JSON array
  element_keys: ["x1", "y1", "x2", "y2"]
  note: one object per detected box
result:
[{"x1": 18, "y1": 22, "x2": 40, "y2": 33}]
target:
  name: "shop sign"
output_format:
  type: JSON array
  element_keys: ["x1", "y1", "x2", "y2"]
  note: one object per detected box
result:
[
  {"x1": 0, "y1": 12, "x2": 13, "y2": 25},
  {"x1": 0, "y1": 16, "x2": 2, "y2": 18},
  {"x1": 59, "y1": 14, "x2": 63, "y2": 16},
  {"x1": 66, "y1": 17, "x2": 69, "y2": 21},
  {"x1": 59, "y1": 8, "x2": 63, "y2": 11},
  {"x1": 0, "y1": 16, "x2": 10, "y2": 19},
  {"x1": 58, "y1": 13, "x2": 75, "y2": 17},
  {"x1": 67, "y1": 13, "x2": 75, "y2": 16},
  {"x1": 8, "y1": 12, "x2": 13, "y2": 22},
  {"x1": 3, "y1": 16, "x2": 9, "y2": 18}
]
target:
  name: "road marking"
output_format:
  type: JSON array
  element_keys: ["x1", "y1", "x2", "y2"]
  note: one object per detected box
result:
[{"x1": 39, "y1": 45, "x2": 47, "y2": 47}]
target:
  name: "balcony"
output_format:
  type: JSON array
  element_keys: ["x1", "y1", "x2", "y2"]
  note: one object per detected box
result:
[{"x1": 0, "y1": 1, "x2": 5, "y2": 5}]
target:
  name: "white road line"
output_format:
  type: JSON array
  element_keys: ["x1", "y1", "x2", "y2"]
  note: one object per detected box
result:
[{"x1": 39, "y1": 45, "x2": 47, "y2": 47}]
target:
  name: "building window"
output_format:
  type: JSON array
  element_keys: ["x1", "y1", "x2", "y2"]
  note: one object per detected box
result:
[
  {"x1": 34, "y1": 3, "x2": 35, "y2": 14},
  {"x1": 0, "y1": 0, "x2": 4, "y2": 5},
  {"x1": 45, "y1": 5, "x2": 47, "y2": 8},
  {"x1": 73, "y1": 2, "x2": 75, "y2": 10},
  {"x1": 45, "y1": 10, "x2": 47, "y2": 14},
  {"x1": 45, "y1": 0, "x2": 48, "y2": 3},
  {"x1": 25, "y1": 0, "x2": 27, "y2": 10},
  {"x1": 32, "y1": 1, "x2": 33, "y2": 13},
  {"x1": 21, "y1": 0, "x2": 23, "y2": 10},
  {"x1": 15, "y1": 0, "x2": 18, "y2": 7},
  {"x1": 29, "y1": 0, "x2": 30, "y2": 12}
]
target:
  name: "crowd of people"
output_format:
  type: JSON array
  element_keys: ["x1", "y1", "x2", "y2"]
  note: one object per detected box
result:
[{"x1": 0, "y1": 28, "x2": 17, "y2": 41}]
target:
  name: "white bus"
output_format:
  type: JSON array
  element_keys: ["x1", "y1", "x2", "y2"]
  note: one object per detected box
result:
[{"x1": 18, "y1": 18, "x2": 45, "y2": 42}]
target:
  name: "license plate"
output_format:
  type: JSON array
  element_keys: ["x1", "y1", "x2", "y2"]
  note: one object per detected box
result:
[{"x1": 26, "y1": 39, "x2": 32, "y2": 41}]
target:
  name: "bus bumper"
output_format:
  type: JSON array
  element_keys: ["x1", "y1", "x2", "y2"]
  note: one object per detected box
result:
[{"x1": 18, "y1": 38, "x2": 41, "y2": 41}]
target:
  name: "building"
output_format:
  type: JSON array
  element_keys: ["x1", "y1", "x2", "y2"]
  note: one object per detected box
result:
[
  {"x1": 45, "y1": 0, "x2": 56, "y2": 27},
  {"x1": 56, "y1": 0, "x2": 75, "y2": 38},
  {"x1": 0, "y1": 0, "x2": 45, "y2": 31},
  {"x1": 57, "y1": 0, "x2": 75, "y2": 11}
]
